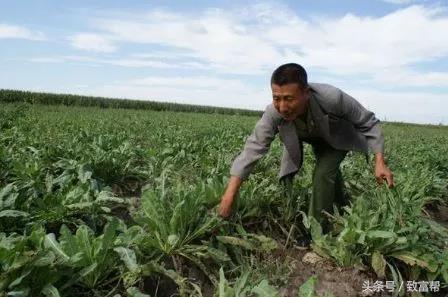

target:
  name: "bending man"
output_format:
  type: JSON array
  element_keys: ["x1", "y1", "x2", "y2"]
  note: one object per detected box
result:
[{"x1": 218, "y1": 63, "x2": 394, "y2": 234}]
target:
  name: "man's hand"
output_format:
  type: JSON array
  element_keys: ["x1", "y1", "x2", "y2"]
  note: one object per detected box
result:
[
  {"x1": 374, "y1": 153, "x2": 394, "y2": 188},
  {"x1": 218, "y1": 194, "x2": 234, "y2": 218},
  {"x1": 217, "y1": 176, "x2": 242, "y2": 218}
]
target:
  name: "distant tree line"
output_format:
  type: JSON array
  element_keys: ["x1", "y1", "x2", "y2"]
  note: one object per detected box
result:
[{"x1": 0, "y1": 89, "x2": 263, "y2": 116}]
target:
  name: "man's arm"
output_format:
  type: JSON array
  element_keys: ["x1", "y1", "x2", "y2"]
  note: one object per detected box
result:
[
  {"x1": 219, "y1": 105, "x2": 280, "y2": 217},
  {"x1": 218, "y1": 175, "x2": 242, "y2": 218},
  {"x1": 374, "y1": 153, "x2": 394, "y2": 188},
  {"x1": 229, "y1": 105, "x2": 280, "y2": 179},
  {"x1": 338, "y1": 89, "x2": 394, "y2": 188}
]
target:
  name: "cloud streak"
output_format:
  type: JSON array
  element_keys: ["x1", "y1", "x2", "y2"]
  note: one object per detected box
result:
[
  {"x1": 0, "y1": 24, "x2": 46, "y2": 40},
  {"x1": 69, "y1": 33, "x2": 116, "y2": 52}
]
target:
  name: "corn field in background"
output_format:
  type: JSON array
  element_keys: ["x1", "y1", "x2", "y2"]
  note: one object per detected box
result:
[
  {"x1": 0, "y1": 90, "x2": 262, "y2": 116},
  {"x1": 0, "y1": 98, "x2": 447, "y2": 297}
]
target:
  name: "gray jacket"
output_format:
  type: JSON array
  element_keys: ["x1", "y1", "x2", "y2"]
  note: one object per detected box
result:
[{"x1": 230, "y1": 83, "x2": 384, "y2": 180}]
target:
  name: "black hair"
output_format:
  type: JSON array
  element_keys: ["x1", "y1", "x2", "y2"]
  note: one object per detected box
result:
[{"x1": 270, "y1": 63, "x2": 308, "y2": 89}]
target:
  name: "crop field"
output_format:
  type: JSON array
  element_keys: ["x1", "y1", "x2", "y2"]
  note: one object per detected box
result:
[{"x1": 0, "y1": 100, "x2": 447, "y2": 297}]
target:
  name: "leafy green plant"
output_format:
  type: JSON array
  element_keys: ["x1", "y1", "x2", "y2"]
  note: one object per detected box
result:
[
  {"x1": 216, "y1": 267, "x2": 279, "y2": 297},
  {"x1": 44, "y1": 218, "x2": 123, "y2": 294},
  {"x1": 133, "y1": 172, "x2": 226, "y2": 284},
  {"x1": 0, "y1": 227, "x2": 61, "y2": 296},
  {"x1": 298, "y1": 276, "x2": 334, "y2": 297}
]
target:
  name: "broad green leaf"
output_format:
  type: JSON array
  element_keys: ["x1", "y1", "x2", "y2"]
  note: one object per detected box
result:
[
  {"x1": 59, "y1": 225, "x2": 78, "y2": 257},
  {"x1": 218, "y1": 267, "x2": 234, "y2": 297},
  {"x1": 169, "y1": 200, "x2": 185, "y2": 234},
  {"x1": 250, "y1": 235, "x2": 278, "y2": 251},
  {"x1": 390, "y1": 252, "x2": 431, "y2": 270},
  {"x1": 5, "y1": 289, "x2": 30, "y2": 297},
  {"x1": 114, "y1": 247, "x2": 139, "y2": 273},
  {"x1": 44, "y1": 233, "x2": 70, "y2": 261},
  {"x1": 234, "y1": 270, "x2": 250, "y2": 296},
  {"x1": 77, "y1": 164, "x2": 92, "y2": 183},
  {"x1": 251, "y1": 280, "x2": 278, "y2": 297},
  {"x1": 0, "y1": 184, "x2": 18, "y2": 209},
  {"x1": 309, "y1": 217, "x2": 322, "y2": 242},
  {"x1": 0, "y1": 210, "x2": 29, "y2": 218},
  {"x1": 300, "y1": 211, "x2": 310, "y2": 229},
  {"x1": 167, "y1": 234, "x2": 179, "y2": 247},
  {"x1": 366, "y1": 230, "x2": 396, "y2": 239},
  {"x1": 42, "y1": 284, "x2": 61, "y2": 297},
  {"x1": 206, "y1": 246, "x2": 231, "y2": 262},
  {"x1": 298, "y1": 276, "x2": 317, "y2": 297},
  {"x1": 371, "y1": 250, "x2": 386, "y2": 278},
  {"x1": 34, "y1": 251, "x2": 56, "y2": 267},
  {"x1": 395, "y1": 237, "x2": 407, "y2": 245},
  {"x1": 127, "y1": 287, "x2": 151, "y2": 297},
  {"x1": 101, "y1": 218, "x2": 118, "y2": 252}
]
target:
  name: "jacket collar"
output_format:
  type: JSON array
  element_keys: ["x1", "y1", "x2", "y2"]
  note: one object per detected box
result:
[{"x1": 308, "y1": 95, "x2": 330, "y2": 139}]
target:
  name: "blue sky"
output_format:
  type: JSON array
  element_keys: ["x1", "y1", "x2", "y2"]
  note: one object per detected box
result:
[{"x1": 1, "y1": 0, "x2": 447, "y2": 124}]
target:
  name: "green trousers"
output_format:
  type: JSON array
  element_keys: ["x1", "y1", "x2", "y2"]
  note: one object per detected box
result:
[{"x1": 307, "y1": 139, "x2": 348, "y2": 233}]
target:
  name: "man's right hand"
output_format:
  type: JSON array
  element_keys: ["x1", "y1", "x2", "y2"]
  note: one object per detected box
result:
[
  {"x1": 217, "y1": 175, "x2": 242, "y2": 218},
  {"x1": 218, "y1": 194, "x2": 234, "y2": 218}
]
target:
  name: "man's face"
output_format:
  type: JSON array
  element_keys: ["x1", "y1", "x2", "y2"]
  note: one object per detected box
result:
[{"x1": 271, "y1": 83, "x2": 309, "y2": 121}]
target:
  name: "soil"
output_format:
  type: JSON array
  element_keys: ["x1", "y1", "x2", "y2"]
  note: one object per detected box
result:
[
  {"x1": 140, "y1": 245, "x2": 448, "y2": 297},
  {"x1": 276, "y1": 246, "x2": 448, "y2": 297},
  {"x1": 424, "y1": 202, "x2": 448, "y2": 228},
  {"x1": 271, "y1": 247, "x2": 383, "y2": 297}
]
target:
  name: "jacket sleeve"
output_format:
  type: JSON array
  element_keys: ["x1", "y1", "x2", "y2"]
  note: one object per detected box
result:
[
  {"x1": 338, "y1": 89, "x2": 385, "y2": 154},
  {"x1": 230, "y1": 105, "x2": 279, "y2": 180}
]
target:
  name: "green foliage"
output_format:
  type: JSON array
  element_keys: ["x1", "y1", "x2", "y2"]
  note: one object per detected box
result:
[
  {"x1": 307, "y1": 125, "x2": 448, "y2": 284},
  {"x1": 45, "y1": 218, "x2": 121, "y2": 290},
  {"x1": 298, "y1": 276, "x2": 334, "y2": 297},
  {"x1": 0, "y1": 103, "x2": 30, "y2": 131},
  {"x1": 1, "y1": 102, "x2": 447, "y2": 296},
  {"x1": 0, "y1": 227, "x2": 61, "y2": 296},
  {"x1": 216, "y1": 267, "x2": 279, "y2": 297}
]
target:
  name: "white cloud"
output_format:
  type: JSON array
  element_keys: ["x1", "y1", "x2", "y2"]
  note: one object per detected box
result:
[
  {"x1": 127, "y1": 76, "x2": 249, "y2": 90},
  {"x1": 28, "y1": 57, "x2": 64, "y2": 63},
  {"x1": 68, "y1": 4, "x2": 448, "y2": 82},
  {"x1": 24, "y1": 54, "x2": 210, "y2": 70},
  {"x1": 69, "y1": 33, "x2": 116, "y2": 52},
  {"x1": 87, "y1": 7, "x2": 285, "y2": 74},
  {"x1": 0, "y1": 24, "x2": 46, "y2": 40}
]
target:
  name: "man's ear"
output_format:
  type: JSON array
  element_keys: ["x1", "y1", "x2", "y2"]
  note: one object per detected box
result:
[{"x1": 303, "y1": 86, "x2": 311, "y2": 99}]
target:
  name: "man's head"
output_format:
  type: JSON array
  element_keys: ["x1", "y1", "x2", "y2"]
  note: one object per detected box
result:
[{"x1": 271, "y1": 63, "x2": 310, "y2": 121}]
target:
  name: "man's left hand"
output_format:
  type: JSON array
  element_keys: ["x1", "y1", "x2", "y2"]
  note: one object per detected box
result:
[{"x1": 375, "y1": 161, "x2": 394, "y2": 188}]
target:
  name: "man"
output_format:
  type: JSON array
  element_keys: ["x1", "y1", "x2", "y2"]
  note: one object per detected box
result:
[{"x1": 218, "y1": 63, "x2": 394, "y2": 235}]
